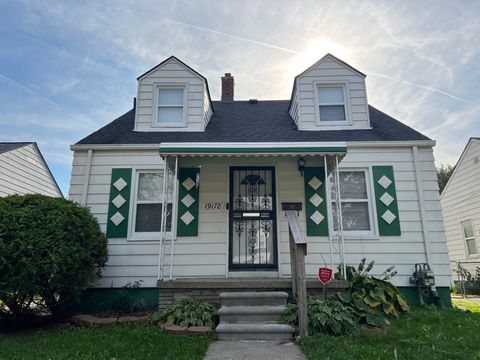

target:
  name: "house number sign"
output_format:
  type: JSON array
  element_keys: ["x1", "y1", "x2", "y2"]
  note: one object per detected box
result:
[{"x1": 201, "y1": 202, "x2": 227, "y2": 211}]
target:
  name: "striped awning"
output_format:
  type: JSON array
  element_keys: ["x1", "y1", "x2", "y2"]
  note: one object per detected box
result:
[{"x1": 158, "y1": 142, "x2": 347, "y2": 157}]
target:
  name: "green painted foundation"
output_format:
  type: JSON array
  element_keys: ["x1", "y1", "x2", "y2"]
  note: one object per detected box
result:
[
  {"x1": 74, "y1": 288, "x2": 159, "y2": 314},
  {"x1": 398, "y1": 286, "x2": 452, "y2": 308}
]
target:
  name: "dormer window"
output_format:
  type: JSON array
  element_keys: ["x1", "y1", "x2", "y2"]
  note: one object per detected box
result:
[
  {"x1": 156, "y1": 86, "x2": 186, "y2": 126},
  {"x1": 317, "y1": 85, "x2": 347, "y2": 122}
]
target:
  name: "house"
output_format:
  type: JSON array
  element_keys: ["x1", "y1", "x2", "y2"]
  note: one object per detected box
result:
[
  {"x1": 0, "y1": 142, "x2": 62, "y2": 197},
  {"x1": 441, "y1": 137, "x2": 480, "y2": 277},
  {"x1": 69, "y1": 54, "x2": 451, "y2": 311}
]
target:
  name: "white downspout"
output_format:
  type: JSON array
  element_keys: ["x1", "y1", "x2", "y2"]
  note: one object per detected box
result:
[
  {"x1": 324, "y1": 155, "x2": 334, "y2": 271},
  {"x1": 412, "y1": 146, "x2": 433, "y2": 265},
  {"x1": 334, "y1": 155, "x2": 347, "y2": 279},
  {"x1": 169, "y1": 156, "x2": 179, "y2": 281},
  {"x1": 80, "y1": 149, "x2": 93, "y2": 205},
  {"x1": 157, "y1": 156, "x2": 169, "y2": 281}
]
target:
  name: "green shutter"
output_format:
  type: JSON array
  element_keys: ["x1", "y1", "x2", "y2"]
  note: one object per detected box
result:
[
  {"x1": 304, "y1": 167, "x2": 329, "y2": 236},
  {"x1": 372, "y1": 166, "x2": 401, "y2": 236},
  {"x1": 106, "y1": 168, "x2": 132, "y2": 238},
  {"x1": 177, "y1": 168, "x2": 200, "y2": 236}
]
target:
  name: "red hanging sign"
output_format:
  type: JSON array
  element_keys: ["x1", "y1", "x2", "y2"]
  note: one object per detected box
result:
[{"x1": 318, "y1": 267, "x2": 333, "y2": 285}]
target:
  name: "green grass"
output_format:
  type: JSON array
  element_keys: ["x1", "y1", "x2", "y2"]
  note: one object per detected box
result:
[
  {"x1": 0, "y1": 323, "x2": 211, "y2": 360},
  {"x1": 300, "y1": 307, "x2": 480, "y2": 360},
  {"x1": 452, "y1": 299, "x2": 480, "y2": 313}
]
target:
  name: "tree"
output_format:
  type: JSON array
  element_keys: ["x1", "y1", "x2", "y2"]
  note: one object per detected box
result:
[
  {"x1": 437, "y1": 164, "x2": 454, "y2": 194},
  {"x1": 0, "y1": 194, "x2": 108, "y2": 328}
]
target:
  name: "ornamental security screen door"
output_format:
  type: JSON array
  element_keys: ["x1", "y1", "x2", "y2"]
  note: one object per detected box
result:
[{"x1": 229, "y1": 166, "x2": 278, "y2": 270}]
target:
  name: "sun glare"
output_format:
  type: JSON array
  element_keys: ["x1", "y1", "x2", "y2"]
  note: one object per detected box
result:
[{"x1": 288, "y1": 38, "x2": 350, "y2": 78}]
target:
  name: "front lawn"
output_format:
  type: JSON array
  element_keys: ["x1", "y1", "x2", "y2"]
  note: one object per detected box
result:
[
  {"x1": 452, "y1": 298, "x2": 480, "y2": 313},
  {"x1": 0, "y1": 323, "x2": 211, "y2": 360},
  {"x1": 300, "y1": 307, "x2": 480, "y2": 360}
]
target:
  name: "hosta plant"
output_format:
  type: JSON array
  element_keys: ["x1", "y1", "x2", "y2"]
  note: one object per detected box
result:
[
  {"x1": 149, "y1": 297, "x2": 217, "y2": 327},
  {"x1": 338, "y1": 258, "x2": 409, "y2": 327},
  {"x1": 281, "y1": 297, "x2": 357, "y2": 336}
]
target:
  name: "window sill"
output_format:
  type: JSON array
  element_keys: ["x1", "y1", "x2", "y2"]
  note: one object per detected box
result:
[
  {"x1": 342, "y1": 234, "x2": 380, "y2": 241},
  {"x1": 316, "y1": 121, "x2": 351, "y2": 126},
  {"x1": 151, "y1": 123, "x2": 187, "y2": 128},
  {"x1": 128, "y1": 234, "x2": 174, "y2": 242}
]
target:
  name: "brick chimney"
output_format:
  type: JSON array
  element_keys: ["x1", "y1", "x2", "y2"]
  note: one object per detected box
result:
[{"x1": 221, "y1": 73, "x2": 234, "y2": 101}]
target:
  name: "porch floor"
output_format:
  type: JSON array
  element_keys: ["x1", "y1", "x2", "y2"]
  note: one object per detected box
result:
[{"x1": 156, "y1": 277, "x2": 348, "y2": 308}]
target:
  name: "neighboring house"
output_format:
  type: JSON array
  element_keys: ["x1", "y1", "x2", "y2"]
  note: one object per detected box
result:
[
  {"x1": 0, "y1": 142, "x2": 62, "y2": 197},
  {"x1": 69, "y1": 54, "x2": 451, "y2": 309},
  {"x1": 441, "y1": 137, "x2": 480, "y2": 276}
]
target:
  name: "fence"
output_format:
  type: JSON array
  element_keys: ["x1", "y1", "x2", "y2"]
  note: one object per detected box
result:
[{"x1": 450, "y1": 260, "x2": 480, "y2": 297}]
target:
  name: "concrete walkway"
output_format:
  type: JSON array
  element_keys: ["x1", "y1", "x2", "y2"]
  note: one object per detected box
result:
[{"x1": 203, "y1": 340, "x2": 307, "y2": 360}]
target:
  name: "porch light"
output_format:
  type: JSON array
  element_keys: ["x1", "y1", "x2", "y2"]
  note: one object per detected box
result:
[
  {"x1": 195, "y1": 166, "x2": 201, "y2": 188},
  {"x1": 298, "y1": 158, "x2": 306, "y2": 177}
]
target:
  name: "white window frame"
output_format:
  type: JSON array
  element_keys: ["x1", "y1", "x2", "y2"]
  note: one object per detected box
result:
[
  {"x1": 128, "y1": 168, "x2": 174, "y2": 241},
  {"x1": 461, "y1": 220, "x2": 478, "y2": 256},
  {"x1": 330, "y1": 168, "x2": 376, "y2": 236},
  {"x1": 153, "y1": 84, "x2": 188, "y2": 128},
  {"x1": 314, "y1": 81, "x2": 352, "y2": 126}
]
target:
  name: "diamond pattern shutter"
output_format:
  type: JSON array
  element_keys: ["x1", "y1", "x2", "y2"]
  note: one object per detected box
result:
[
  {"x1": 106, "y1": 168, "x2": 132, "y2": 238},
  {"x1": 372, "y1": 166, "x2": 401, "y2": 236},
  {"x1": 177, "y1": 168, "x2": 199, "y2": 236},
  {"x1": 304, "y1": 167, "x2": 329, "y2": 236}
]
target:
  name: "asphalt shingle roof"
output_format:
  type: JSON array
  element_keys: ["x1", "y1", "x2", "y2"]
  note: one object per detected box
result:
[
  {"x1": 77, "y1": 101, "x2": 430, "y2": 145},
  {"x1": 0, "y1": 142, "x2": 33, "y2": 154}
]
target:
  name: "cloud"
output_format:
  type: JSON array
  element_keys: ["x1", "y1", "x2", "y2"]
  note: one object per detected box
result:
[{"x1": 1, "y1": 0, "x2": 480, "y2": 195}]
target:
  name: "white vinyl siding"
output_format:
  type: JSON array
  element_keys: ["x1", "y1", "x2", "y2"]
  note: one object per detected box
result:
[
  {"x1": 69, "y1": 145, "x2": 450, "y2": 288},
  {"x1": 441, "y1": 138, "x2": 480, "y2": 273},
  {"x1": 0, "y1": 144, "x2": 61, "y2": 197},
  {"x1": 135, "y1": 58, "x2": 212, "y2": 132},
  {"x1": 291, "y1": 55, "x2": 370, "y2": 130}
]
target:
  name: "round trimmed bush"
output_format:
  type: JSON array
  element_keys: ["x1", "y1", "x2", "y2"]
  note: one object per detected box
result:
[{"x1": 0, "y1": 194, "x2": 108, "y2": 327}]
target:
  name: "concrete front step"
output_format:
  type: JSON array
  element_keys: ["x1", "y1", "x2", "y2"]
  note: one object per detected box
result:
[
  {"x1": 220, "y1": 291, "x2": 288, "y2": 307},
  {"x1": 218, "y1": 305, "x2": 285, "y2": 323},
  {"x1": 216, "y1": 323, "x2": 294, "y2": 340}
]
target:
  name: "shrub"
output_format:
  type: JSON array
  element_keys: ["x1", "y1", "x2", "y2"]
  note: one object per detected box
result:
[
  {"x1": 0, "y1": 194, "x2": 108, "y2": 327},
  {"x1": 110, "y1": 280, "x2": 146, "y2": 313},
  {"x1": 281, "y1": 297, "x2": 357, "y2": 336},
  {"x1": 149, "y1": 297, "x2": 217, "y2": 327},
  {"x1": 452, "y1": 266, "x2": 480, "y2": 295},
  {"x1": 338, "y1": 258, "x2": 409, "y2": 327}
]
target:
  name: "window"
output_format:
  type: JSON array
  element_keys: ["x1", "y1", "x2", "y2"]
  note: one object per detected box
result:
[
  {"x1": 317, "y1": 85, "x2": 346, "y2": 122},
  {"x1": 134, "y1": 172, "x2": 172, "y2": 234},
  {"x1": 462, "y1": 220, "x2": 477, "y2": 255},
  {"x1": 157, "y1": 87, "x2": 184, "y2": 125},
  {"x1": 330, "y1": 170, "x2": 372, "y2": 232}
]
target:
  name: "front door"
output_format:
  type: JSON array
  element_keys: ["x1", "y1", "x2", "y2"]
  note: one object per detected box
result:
[{"x1": 229, "y1": 166, "x2": 277, "y2": 270}]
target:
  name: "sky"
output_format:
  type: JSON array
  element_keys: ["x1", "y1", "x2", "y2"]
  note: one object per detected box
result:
[{"x1": 1, "y1": 0, "x2": 479, "y2": 196}]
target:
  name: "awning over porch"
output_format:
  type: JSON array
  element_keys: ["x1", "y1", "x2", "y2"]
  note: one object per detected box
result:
[{"x1": 158, "y1": 142, "x2": 347, "y2": 157}]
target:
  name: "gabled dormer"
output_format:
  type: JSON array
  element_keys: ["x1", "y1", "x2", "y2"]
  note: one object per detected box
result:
[
  {"x1": 134, "y1": 56, "x2": 213, "y2": 132},
  {"x1": 289, "y1": 53, "x2": 371, "y2": 131}
]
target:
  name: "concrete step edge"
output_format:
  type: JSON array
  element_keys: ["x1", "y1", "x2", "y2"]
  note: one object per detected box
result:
[
  {"x1": 215, "y1": 323, "x2": 294, "y2": 333},
  {"x1": 218, "y1": 305, "x2": 285, "y2": 315},
  {"x1": 220, "y1": 291, "x2": 289, "y2": 299}
]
